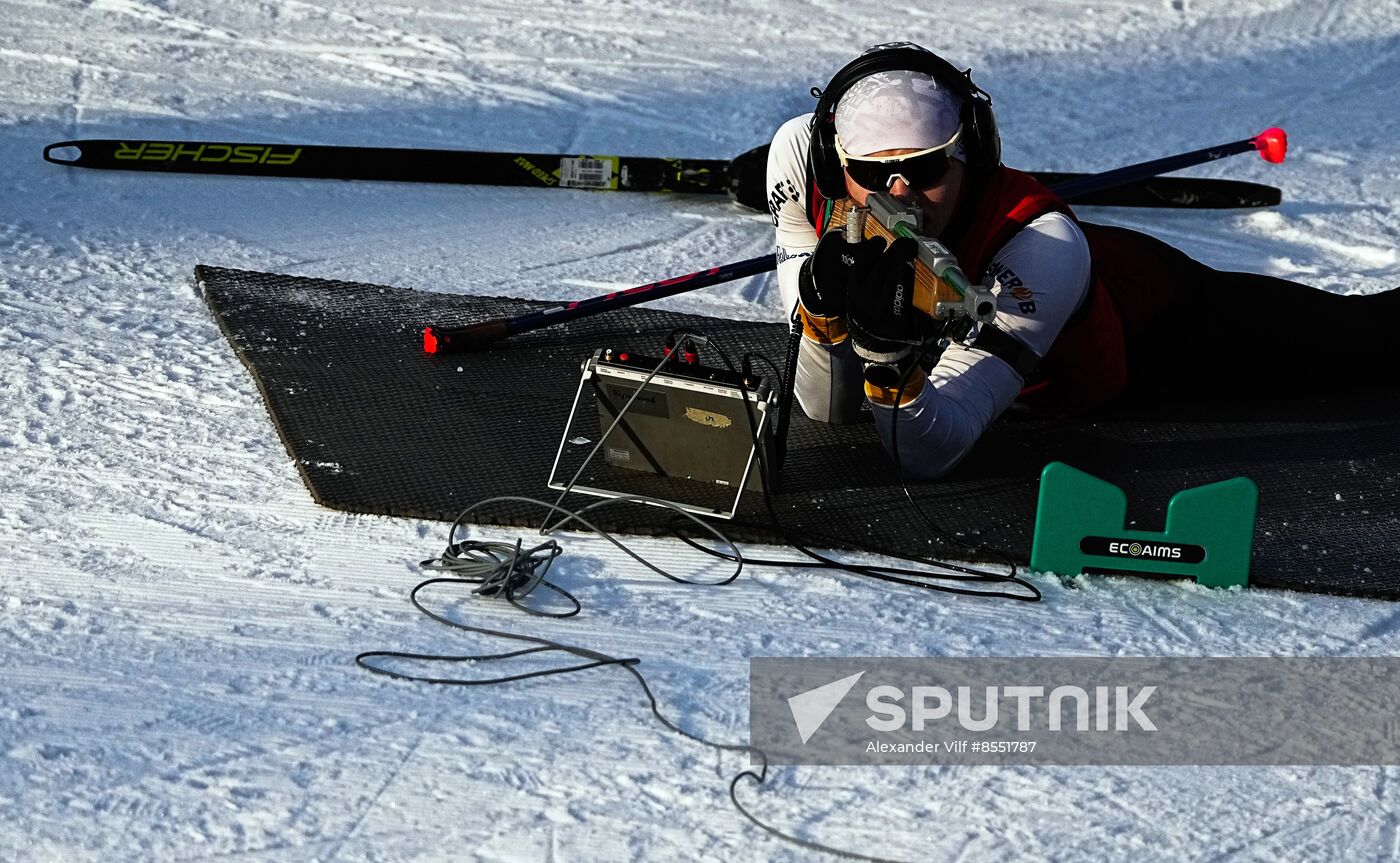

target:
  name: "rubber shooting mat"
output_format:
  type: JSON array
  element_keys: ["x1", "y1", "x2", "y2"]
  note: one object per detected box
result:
[{"x1": 197, "y1": 265, "x2": 1400, "y2": 600}]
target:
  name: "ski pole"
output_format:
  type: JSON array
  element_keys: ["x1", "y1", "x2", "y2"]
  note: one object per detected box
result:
[
  {"x1": 1047, "y1": 127, "x2": 1286, "y2": 202},
  {"x1": 424, "y1": 127, "x2": 1288, "y2": 353},
  {"x1": 422, "y1": 255, "x2": 777, "y2": 353}
]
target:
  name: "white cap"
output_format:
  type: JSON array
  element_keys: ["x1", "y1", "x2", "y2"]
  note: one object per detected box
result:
[{"x1": 833, "y1": 69, "x2": 965, "y2": 159}]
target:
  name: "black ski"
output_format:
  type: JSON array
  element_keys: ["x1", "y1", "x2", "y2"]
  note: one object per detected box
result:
[
  {"x1": 1027, "y1": 171, "x2": 1280, "y2": 209},
  {"x1": 43, "y1": 138, "x2": 1281, "y2": 210},
  {"x1": 43, "y1": 139, "x2": 729, "y2": 192}
]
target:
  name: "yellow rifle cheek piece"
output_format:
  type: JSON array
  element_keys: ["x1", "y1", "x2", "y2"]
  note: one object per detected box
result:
[{"x1": 912, "y1": 277, "x2": 953, "y2": 319}]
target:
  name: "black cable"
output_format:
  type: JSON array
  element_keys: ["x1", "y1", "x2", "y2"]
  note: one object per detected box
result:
[
  {"x1": 698, "y1": 344, "x2": 1021, "y2": 581},
  {"x1": 356, "y1": 578, "x2": 628, "y2": 685},
  {"x1": 743, "y1": 350, "x2": 786, "y2": 393},
  {"x1": 422, "y1": 536, "x2": 577, "y2": 618},
  {"x1": 356, "y1": 495, "x2": 906, "y2": 862},
  {"x1": 886, "y1": 340, "x2": 1036, "y2": 596},
  {"x1": 671, "y1": 521, "x2": 1027, "y2": 584},
  {"x1": 358, "y1": 326, "x2": 1038, "y2": 863},
  {"x1": 677, "y1": 335, "x2": 1040, "y2": 602}
]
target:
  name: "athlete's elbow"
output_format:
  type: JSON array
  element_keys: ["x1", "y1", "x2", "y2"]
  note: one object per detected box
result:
[
  {"x1": 894, "y1": 450, "x2": 965, "y2": 482},
  {"x1": 881, "y1": 425, "x2": 978, "y2": 481}
]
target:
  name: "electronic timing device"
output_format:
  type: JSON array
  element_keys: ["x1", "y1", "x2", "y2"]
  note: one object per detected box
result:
[{"x1": 549, "y1": 347, "x2": 777, "y2": 519}]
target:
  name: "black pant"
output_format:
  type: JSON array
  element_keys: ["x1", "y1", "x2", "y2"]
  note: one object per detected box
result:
[{"x1": 1082, "y1": 223, "x2": 1400, "y2": 397}]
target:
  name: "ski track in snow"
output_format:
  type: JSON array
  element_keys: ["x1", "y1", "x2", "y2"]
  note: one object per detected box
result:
[{"x1": 3, "y1": 0, "x2": 1400, "y2": 860}]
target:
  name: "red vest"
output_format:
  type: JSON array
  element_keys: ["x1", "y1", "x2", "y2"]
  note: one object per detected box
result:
[
  {"x1": 950, "y1": 167, "x2": 1127, "y2": 413},
  {"x1": 809, "y1": 167, "x2": 1128, "y2": 414}
]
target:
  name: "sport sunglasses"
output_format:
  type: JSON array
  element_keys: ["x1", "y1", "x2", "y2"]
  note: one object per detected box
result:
[{"x1": 834, "y1": 126, "x2": 963, "y2": 192}]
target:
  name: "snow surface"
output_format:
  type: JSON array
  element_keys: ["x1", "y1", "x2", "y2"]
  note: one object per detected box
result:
[{"x1": 3, "y1": 0, "x2": 1400, "y2": 860}]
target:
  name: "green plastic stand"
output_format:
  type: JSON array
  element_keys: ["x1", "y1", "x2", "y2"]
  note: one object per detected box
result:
[{"x1": 1031, "y1": 462, "x2": 1257, "y2": 588}]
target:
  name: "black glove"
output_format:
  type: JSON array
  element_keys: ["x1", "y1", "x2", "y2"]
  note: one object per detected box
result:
[
  {"x1": 797, "y1": 230, "x2": 886, "y2": 318},
  {"x1": 846, "y1": 236, "x2": 931, "y2": 387}
]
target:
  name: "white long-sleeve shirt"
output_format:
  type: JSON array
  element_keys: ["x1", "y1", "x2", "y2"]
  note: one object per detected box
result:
[{"x1": 767, "y1": 114, "x2": 1092, "y2": 479}]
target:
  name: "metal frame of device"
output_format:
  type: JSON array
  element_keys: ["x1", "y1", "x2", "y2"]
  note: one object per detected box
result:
[{"x1": 548, "y1": 349, "x2": 776, "y2": 520}]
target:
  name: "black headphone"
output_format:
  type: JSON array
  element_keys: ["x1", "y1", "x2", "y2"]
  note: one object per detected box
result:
[{"x1": 808, "y1": 44, "x2": 1001, "y2": 200}]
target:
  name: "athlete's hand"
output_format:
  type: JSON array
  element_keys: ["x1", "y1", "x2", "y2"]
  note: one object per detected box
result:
[
  {"x1": 846, "y1": 236, "x2": 927, "y2": 378},
  {"x1": 797, "y1": 230, "x2": 885, "y2": 318}
]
